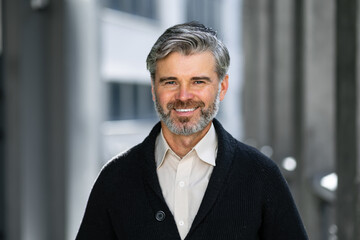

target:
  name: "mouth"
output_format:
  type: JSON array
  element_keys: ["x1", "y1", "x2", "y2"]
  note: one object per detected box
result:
[
  {"x1": 173, "y1": 107, "x2": 199, "y2": 118},
  {"x1": 167, "y1": 100, "x2": 205, "y2": 116},
  {"x1": 175, "y1": 108, "x2": 197, "y2": 113}
]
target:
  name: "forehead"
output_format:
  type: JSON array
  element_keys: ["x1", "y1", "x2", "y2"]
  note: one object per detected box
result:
[{"x1": 155, "y1": 51, "x2": 216, "y2": 76}]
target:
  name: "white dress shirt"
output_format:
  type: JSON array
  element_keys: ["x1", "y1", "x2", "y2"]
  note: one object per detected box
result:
[{"x1": 155, "y1": 123, "x2": 218, "y2": 240}]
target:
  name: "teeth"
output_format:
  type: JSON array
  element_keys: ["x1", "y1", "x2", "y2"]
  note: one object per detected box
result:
[{"x1": 175, "y1": 108, "x2": 196, "y2": 112}]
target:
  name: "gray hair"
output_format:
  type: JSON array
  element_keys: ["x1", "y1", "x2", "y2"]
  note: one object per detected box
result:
[{"x1": 146, "y1": 22, "x2": 230, "y2": 81}]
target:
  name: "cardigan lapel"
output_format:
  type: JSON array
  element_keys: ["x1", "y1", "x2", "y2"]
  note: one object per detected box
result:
[
  {"x1": 187, "y1": 119, "x2": 236, "y2": 237},
  {"x1": 141, "y1": 122, "x2": 181, "y2": 239},
  {"x1": 141, "y1": 122, "x2": 164, "y2": 201}
]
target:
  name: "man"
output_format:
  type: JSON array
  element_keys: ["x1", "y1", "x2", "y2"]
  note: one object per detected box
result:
[{"x1": 76, "y1": 22, "x2": 308, "y2": 240}]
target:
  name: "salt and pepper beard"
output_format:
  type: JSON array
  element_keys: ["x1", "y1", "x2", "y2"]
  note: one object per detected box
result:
[{"x1": 154, "y1": 87, "x2": 221, "y2": 136}]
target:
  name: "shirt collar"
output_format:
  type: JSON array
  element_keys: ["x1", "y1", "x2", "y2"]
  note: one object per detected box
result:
[
  {"x1": 155, "y1": 130, "x2": 169, "y2": 168},
  {"x1": 155, "y1": 123, "x2": 218, "y2": 169},
  {"x1": 194, "y1": 123, "x2": 218, "y2": 166}
]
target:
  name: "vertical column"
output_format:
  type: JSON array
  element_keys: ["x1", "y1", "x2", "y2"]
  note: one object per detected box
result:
[
  {"x1": 301, "y1": 0, "x2": 336, "y2": 239},
  {"x1": 4, "y1": 0, "x2": 50, "y2": 239},
  {"x1": 241, "y1": 0, "x2": 259, "y2": 145},
  {"x1": 292, "y1": 0, "x2": 306, "y2": 229},
  {"x1": 63, "y1": 0, "x2": 101, "y2": 239},
  {"x1": 271, "y1": 0, "x2": 296, "y2": 164},
  {"x1": 242, "y1": 0, "x2": 273, "y2": 147},
  {"x1": 0, "y1": 1, "x2": 4, "y2": 238},
  {"x1": 335, "y1": 0, "x2": 359, "y2": 239},
  {"x1": 3, "y1": 1, "x2": 21, "y2": 238},
  {"x1": 257, "y1": 0, "x2": 273, "y2": 147},
  {"x1": 358, "y1": 22, "x2": 360, "y2": 239},
  {"x1": 46, "y1": 0, "x2": 66, "y2": 239},
  {"x1": 221, "y1": 0, "x2": 243, "y2": 139},
  {"x1": 358, "y1": 10, "x2": 360, "y2": 236}
]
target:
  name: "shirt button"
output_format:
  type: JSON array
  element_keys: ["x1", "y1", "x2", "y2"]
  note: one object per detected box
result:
[
  {"x1": 179, "y1": 181, "x2": 185, "y2": 187},
  {"x1": 155, "y1": 210, "x2": 165, "y2": 222},
  {"x1": 179, "y1": 220, "x2": 184, "y2": 226}
]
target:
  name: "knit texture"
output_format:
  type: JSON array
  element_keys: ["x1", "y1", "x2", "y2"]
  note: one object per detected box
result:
[{"x1": 76, "y1": 119, "x2": 308, "y2": 240}]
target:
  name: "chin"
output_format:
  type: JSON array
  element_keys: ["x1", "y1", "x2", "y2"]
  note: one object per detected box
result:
[{"x1": 168, "y1": 117, "x2": 211, "y2": 136}]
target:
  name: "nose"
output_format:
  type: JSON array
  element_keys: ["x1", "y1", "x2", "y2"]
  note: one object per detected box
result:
[{"x1": 176, "y1": 84, "x2": 194, "y2": 101}]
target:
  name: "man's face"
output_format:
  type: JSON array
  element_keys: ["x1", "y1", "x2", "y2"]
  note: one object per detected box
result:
[{"x1": 152, "y1": 51, "x2": 228, "y2": 135}]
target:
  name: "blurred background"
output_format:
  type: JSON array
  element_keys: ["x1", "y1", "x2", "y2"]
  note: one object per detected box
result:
[{"x1": 1, "y1": 0, "x2": 359, "y2": 239}]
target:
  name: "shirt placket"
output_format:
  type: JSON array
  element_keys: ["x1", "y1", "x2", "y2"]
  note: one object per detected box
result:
[{"x1": 174, "y1": 152, "x2": 193, "y2": 240}]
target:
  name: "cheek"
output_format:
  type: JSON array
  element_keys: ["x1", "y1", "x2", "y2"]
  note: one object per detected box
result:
[
  {"x1": 155, "y1": 90, "x2": 172, "y2": 105},
  {"x1": 199, "y1": 90, "x2": 218, "y2": 104}
]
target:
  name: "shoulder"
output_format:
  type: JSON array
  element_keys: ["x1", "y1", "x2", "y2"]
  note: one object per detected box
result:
[
  {"x1": 106, "y1": 142, "x2": 145, "y2": 169},
  {"x1": 214, "y1": 120, "x2": 284, "y2": 188},
  {"x1": 213, "y1": 119, "x2": 280, "y2": 175},
  {"x1": 228, "y1": 140, "x2": 284, "y2": 188},
  {"x1": 90, "y1": 143, "x2": 144, "y2": 195},
  {"x1": 236, "y1": 141, "x2": 279, "y2": 172}
]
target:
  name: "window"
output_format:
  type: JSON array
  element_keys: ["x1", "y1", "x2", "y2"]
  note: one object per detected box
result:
[
  {"x1": 107, "y1": 82, "x2": 157, "y2": 121},
  {"x1": 104, "y1": 0, "x2": 158, "y2": 19}
]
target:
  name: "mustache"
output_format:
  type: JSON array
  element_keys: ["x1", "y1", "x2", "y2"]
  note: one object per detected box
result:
[{"x1": 167, "y1": 100, "x2": 205, "y2": 110}]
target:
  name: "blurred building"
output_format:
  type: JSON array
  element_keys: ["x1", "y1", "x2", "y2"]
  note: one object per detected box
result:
[{"x1": 1, "y1": 0, "x2": 242, "y2": 239}]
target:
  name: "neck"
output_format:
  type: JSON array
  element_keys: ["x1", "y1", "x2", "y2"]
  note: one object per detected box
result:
[{"x1": 161, "y1": 122, "x2": 212, "y2": 158}]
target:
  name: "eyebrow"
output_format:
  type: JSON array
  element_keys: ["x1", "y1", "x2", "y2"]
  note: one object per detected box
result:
[
  {"x1": 191, "y1": 76, "x2": 212, "y2": 82},
  {"x1": 158, "y1": 76, "x2": 212, "y2": 83},
  {"x1": 159, "y1": 77, "x2": 177, "y2": 83}
]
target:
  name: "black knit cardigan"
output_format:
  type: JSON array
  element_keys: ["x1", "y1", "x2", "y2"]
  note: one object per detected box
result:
[{"x1": 76, "y1": 119, "x2": 308, "y2": 240}]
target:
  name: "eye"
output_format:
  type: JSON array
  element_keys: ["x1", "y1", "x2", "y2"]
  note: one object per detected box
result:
[
  {"x1": 194, "y1": 80, "x2": 205, "y2": 84},
  {"x1": 164, "y1": 81, "x2": 176, "y2": 85}
]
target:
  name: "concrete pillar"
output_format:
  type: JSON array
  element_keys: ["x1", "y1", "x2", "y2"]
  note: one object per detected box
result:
[
  {"x1": 3, "y1": 0, "x2": 101, "y2": 239},
  {"x1": 220, "y1": 0, "x2": 243, "y2": 140},
  {"x1": 300, "y1": 1, "x2": 336, "y2": 239},
  {"x1": 335, "y1": 0, "x2": 360, "y2": 239},
  {"x1": 242, "y1": 0, "x2": 273, "y2": 148},
  {"x1": 292, "y1": 0, "x2": 305, "y2": 208},
  {"x1": 270, "y1": 0, "x2": 296, "y2": 165},
  {"x1": 242, "y1": 0, "x2": 298, "y2": 179},
  {"x1": 242, "y1": 0, "x2": 296, "y2": 161},
  {"x1": 4, "y1": 1, "x2": 49, "y2": 239},
  {"x1": 64, "y1": 0, "x2": 101, "y2": 239},
  {"x1": 0, "y1": 1, "x2": 5, "y2": 239}
]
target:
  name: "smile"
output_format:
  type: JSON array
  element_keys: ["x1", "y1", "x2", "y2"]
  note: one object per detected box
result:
[{"x1": 175, "y1": 108, "x2": 197, "y2": 112}]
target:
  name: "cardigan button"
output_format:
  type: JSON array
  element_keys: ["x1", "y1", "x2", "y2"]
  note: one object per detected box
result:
[{"x1": 155, "y1": 210, "x2": 166, "y2": 222}]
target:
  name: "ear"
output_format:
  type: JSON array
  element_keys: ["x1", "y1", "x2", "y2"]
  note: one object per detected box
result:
[{"x1": 219, "y1": 74, "x2": 229, "y2": 101}]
